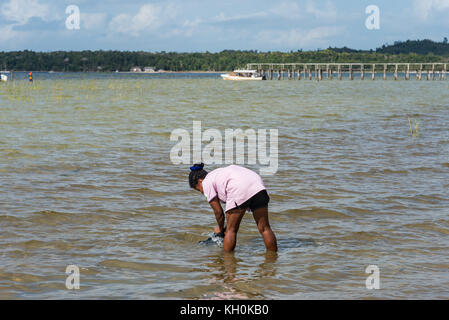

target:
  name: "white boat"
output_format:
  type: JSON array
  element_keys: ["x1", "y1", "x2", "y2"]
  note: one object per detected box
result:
[
  {"x1": 0, "y1": 74, "x2": 8, "y2": 82},
  {"x1": 221, "y1": 69, "x2": 266, "y2": 81}
]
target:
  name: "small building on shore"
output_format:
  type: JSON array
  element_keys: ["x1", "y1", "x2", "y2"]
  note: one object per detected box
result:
[
  {"x1": 130, "y1": 66, "x2": 142, "y2": 72},
  {"x1": 144, "y1": 66, "x2": 157, "y2": 73}
]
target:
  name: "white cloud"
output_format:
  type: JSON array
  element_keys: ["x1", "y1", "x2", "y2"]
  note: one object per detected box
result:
[
  {"x1": 175, "y1": 10, "x2": 267, "y2": 35},
  {"x1": 268, "y1": 0, "x2": 337, "y2": 20},
  {"x1": 82, "y1": 13, "x2": 107, "y2": 30},
  {"x1": 108, "y1": 3, "x2": 176, "y2": 37},
  {"x1": 306, "y1": 0, "x2": 337, "y2": 20},
  {"x1": 213, "y1": 11, "x2": 268, "y2": 23},
  {"x1": 0, "y1": 24, "x2": 18, "y2": 42},
  {"x1": 270, "y1": 1, "x2": 303, "y2": 19},
  {"x1": 164, "y1": 9, "x2": 269, "y2": 38},
  {"x1": 166, "y1": 18, "x2": 202, "y2": 37},
  {"x1": 171, "y1": 0, "x2": 338, "y2": 40},
  {"x1": 0, "y1": 0, "x2": 55, "y2": 48},
  {"x1": 183, "y1": 18, "x2": 202, "y2": 28},
  {"x1": 413, "y1": 0, "x2": 449, "y2": 19},
  {"x1": 177, "y1": 0, "x2": 335, "y2": 32},
  {"x1": 257, "y1": 26, "x2": 344, "y2": 49},
  {"x1": 0, "y1": 0, "x2": 50, "y2": 25}
]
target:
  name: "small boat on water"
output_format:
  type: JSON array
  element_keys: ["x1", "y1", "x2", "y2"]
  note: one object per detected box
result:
[
  {"x1": 0, "y1": 73, "x2": 8, "y2": 82},
  {"x1": 221, "y1": 69, "x2": 266, "y2": 81}
]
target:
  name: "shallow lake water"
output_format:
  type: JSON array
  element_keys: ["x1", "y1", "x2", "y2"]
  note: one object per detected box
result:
[{"x1": 0, "y1": 73, "x2": 448, "y2": 299}]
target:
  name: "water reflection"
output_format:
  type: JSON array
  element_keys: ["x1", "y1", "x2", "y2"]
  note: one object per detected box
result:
[
  {"x1": 254, "y1": 251, "x2": 278, "y2": 279},
  {"x1": 202, "y1": 251, "x2": 279, "y2": 299}
]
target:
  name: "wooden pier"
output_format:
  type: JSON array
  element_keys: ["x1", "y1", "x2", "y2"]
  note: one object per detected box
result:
[{"x1": 246, "y1": 63, "x2": 448, "y2": 80}]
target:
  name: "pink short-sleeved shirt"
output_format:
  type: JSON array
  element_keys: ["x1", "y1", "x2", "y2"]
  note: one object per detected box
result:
[{"x1": 202, "y1": 165, "x2": 266, "y2": 212}]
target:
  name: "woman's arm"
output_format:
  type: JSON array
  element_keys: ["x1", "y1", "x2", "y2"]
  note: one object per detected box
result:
[{"x1": 209, "y1": 197, "x2": 225, "y2": 233}]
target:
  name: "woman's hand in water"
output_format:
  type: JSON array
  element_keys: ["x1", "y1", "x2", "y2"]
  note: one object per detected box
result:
[{"x1": 214, "y1": 226, "x2": 226, "y2": 237}]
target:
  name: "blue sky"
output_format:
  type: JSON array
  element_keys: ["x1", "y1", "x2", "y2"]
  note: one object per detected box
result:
[{"x1": 1, "y1": 0, "x2": 449, "y2": 52}]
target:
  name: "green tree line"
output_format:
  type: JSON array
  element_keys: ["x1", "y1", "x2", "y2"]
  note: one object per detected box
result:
[{"x1": 1, "y1": 39, "x2": 449, "y2": 72}]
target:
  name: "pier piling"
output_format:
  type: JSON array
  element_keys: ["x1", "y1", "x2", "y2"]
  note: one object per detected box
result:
[{"x1": 244, "y1": 63, "x2": 449, "y2": 81}]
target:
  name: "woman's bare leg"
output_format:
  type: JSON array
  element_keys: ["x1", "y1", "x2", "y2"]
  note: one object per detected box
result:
[
  {"x1": 224, "y1": 208, "x2": 245, "y2": 252},
  {"x1": 253, "y1": 207, "x2": 278, "y2": 252}
]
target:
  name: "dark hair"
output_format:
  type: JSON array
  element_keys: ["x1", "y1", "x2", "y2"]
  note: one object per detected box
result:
[{"x1": 189, "y1": 163, "x2": 208, "y2": 188}]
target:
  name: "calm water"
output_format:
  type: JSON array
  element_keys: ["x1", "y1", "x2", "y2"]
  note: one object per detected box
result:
[{"x1": 0, "y1": 73, "x2": 448, "y2": 299}]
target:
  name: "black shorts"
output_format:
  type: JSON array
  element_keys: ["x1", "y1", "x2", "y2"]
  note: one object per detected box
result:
[{"x1": 235, "y1": 190, "x2": 270, "y2": 212}]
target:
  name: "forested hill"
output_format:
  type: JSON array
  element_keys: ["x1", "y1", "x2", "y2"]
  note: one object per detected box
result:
[
  {"x1": 376, "y1": 39, "x2": 449, "y2": 55},
  {"x1": 1, "y1": 39, "x2": 449, "y2": 72}
]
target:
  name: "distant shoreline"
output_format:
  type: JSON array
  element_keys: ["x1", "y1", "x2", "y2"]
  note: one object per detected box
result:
[
  {"x1": 119, "y1": 70, "x2": 229, "y2": 74},
  {"x1": 3, "y1": 40, "x2": 449, "y2": 73},
  {"x1": 3, "y1": 70, "x2": 229, "y2": 73}
]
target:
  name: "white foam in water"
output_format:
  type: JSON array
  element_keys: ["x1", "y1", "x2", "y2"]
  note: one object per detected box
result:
[{"x1": 198, "y1": 232, "x2": 224, "y2": 247}]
